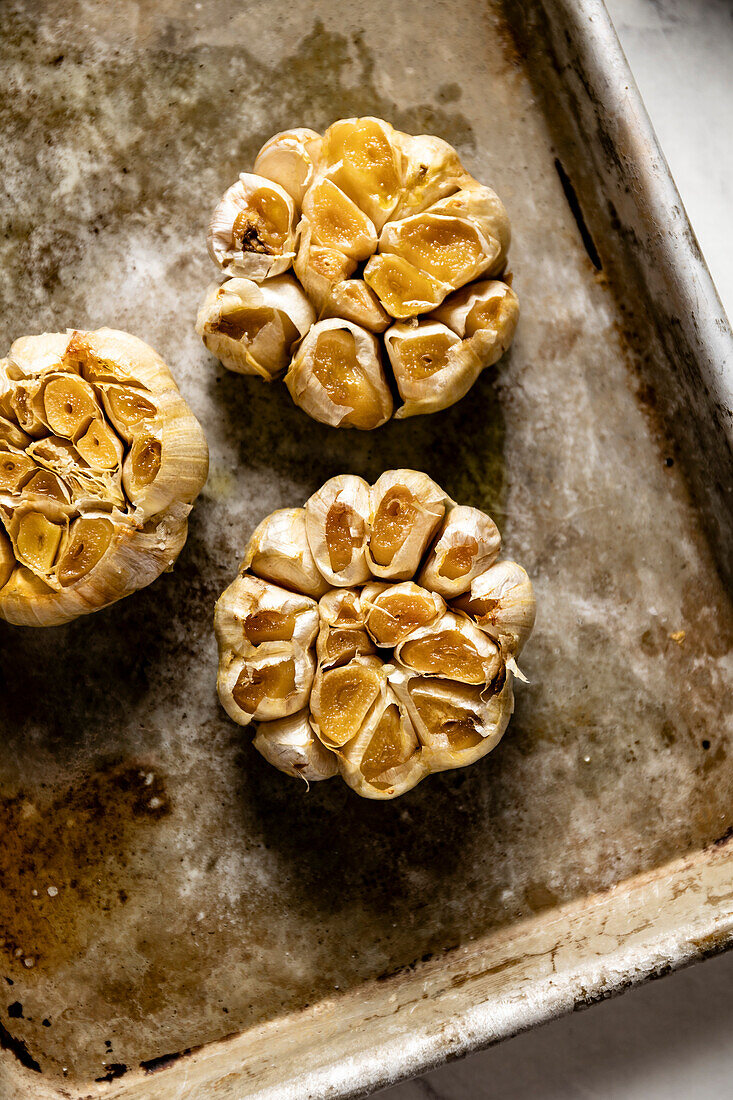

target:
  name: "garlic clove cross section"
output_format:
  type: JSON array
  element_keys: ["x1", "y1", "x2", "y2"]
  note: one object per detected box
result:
[
  {"x1": 417, "y1": 505, "x2": 501, "y2": 598},
  {"x1": 208, "y1": 173, "x2": 298, "y2": 281}
]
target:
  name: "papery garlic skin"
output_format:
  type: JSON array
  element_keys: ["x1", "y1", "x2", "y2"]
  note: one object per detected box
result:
[
  {"x1": 215, "y1": 471, "x2": 532, "y2": 798},
  {"x1": 200, "y1": 119, "x2": 518, "y2": 426},
  {"x1": 0, "y1": 329, "x2": 208, "y2": 627},
  {"x1": 253, "y1": 709, "x2": 338, "y2": 782},
  {"x1": 207, "y1": 173, "x2": 297, "y2": 281}
]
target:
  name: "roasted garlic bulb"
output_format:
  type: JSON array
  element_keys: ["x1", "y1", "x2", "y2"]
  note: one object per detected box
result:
[
  {"x1": 197, "y1": 118, "x2": 518, "y2": 428},
  {"x1": 0, "y1": 329, "x2": 208, "y2": 626},
  {"x1": 215, "y1": 470, "x2": 534, "y2": 799}
]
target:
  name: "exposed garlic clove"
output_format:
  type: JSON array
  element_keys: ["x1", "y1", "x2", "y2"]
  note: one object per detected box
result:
[
  {"x1": 320, "y1": 117, "x2": 405, "y2": 231},
  {"x1": 316, "y1": 587, "x2": 376, "y2": 669},
  {"x1": 242, "y1": 506, "x2": 329, "y2": 599},
  {"x1": 0, "y1": 524, "x2": 14, "y2": 590},
  {"x1": 391, "y1": 666, "x2": 514, "y2": 773},
  {"x1": 285, "y1": 319, "x2": 392, "y2": 430},
  {"x1": 366, "y1": 469, "x2": 449, "y2": 580},
  {"x1": 0, "y1": 416, "x2": 32, "y2": 450},
  {"x1": 253, "y1": 709, "x2": 338, "y2": 782},
  {"x1": 338, "y1": 688, "x2": 428, "y2": 799},
  {"x1": 363, "y1": 253, "x2": 450, "y2": 319},
  {"x1": 321, "y1": 279, "x2": 391, "y2": 333},
  {"x1": 196, "y1": 276, "x2": 315, "y2": 380},
  {"x1": 301, "y1": 177, "x2": 378, "y2": 262},
  {"x1": 392, "y1": 133, "x2": 465, "y2": 220},
  {"x1": 394, "y1": 609, "x2": 503, "y2": 685},
  {"x1": 362, "y1": 580, "x2": 445, "y2": 648},
  {"x1": 217, "y1": 641, "x2": 316, "y2": 726},
  {"x1": 417, "y1": 505, "x2": 501, "y2": 598},
  {"x1": 293, "y1": 216, "x2": 357, "y2": 314},
  {"x1": 0, "y1": 328, "x2": 207, "y2": 626},
  {"x1": 378, "y1": 211, "x2": 498, "y2": 297},
  {"x1": 431, "y1": 278, "x2": 519, "y2": 343},
  {"x1": 207, "y1": 173, "x2": 297, "y2": 280},
  {"x1": 428, "y1": 179, "x2": 511, "y2": 276},
  {"x1": 305, "y1": 473, "x2": 372, "y2": 587},
  {"x1": 310, "y1": 653, "x2": 389, "y2": 748},
  {"x1": 453, "y1": 559, "x2": 536, "y2": 658},
  {"x1": 214, "y1": 573, "x2": 319, "y2": 658},
  {"x1": 253, "y1": 128, "x2": 323, "y2": 206}
]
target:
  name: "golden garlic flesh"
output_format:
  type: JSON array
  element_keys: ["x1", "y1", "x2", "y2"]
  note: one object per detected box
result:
[
  {"x1": 215, "y1": 470, "x2": 534, "y2": 799},
  {"x1": 199, "y1": 118, "x2": 518, "y2": 427},
  {"x1": 0, "y1": 329, "x2": 208, "y2": 626}
]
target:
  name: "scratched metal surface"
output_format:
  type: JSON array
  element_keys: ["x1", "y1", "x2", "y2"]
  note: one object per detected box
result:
[{"x1": 0, "y1": 0, "x2": 731, "y2": 1096}]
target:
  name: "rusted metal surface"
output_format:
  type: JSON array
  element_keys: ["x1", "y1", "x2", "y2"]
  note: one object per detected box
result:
[{"x1": 0, "y1": 0, "x2": 731, "y2": 1097}]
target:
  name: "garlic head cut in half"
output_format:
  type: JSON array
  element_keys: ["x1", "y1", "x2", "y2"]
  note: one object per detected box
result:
[
  {"x1": 199, "y1": 119, "x2": 518, "y2": 426},
  {"x1": 0, "y1": 328, "x2": 208, "y2": 626},
  {"x1": 215, "y1": 470, "x2": 534, "y2": 798}
]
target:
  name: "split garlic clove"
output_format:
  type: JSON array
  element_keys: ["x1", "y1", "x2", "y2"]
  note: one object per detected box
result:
[
  {"x1": 395, "y1": 609, "x2": 503, "y2": 685},
  {"x1": 392, "y1": 133, "x2": 465, "y2": 220},
  {"x1": 253, "y1": 709, "x2": 338, "y2": 783},
  {"x1": 366, "y1": 469, "x2": 449, "y2": 580},
  {"x1": 378, "y1": 210, "x2": 499, "y2": 298},
  {"x1": 338, "y1": 688, "x2": 427, "y2": 799},
  {"x1": 218, "y1": 641, "x2": 316, "y2": 727},
  {"x1": 362, "y1": 580, "x2": 445, "y2": 648},
  {"x1": 320, "y1": 117, "x2": 405, "y2": 232},
  {"x1": 321, "y1": 279, "x2": 391, "y2": 334},
  {"x1": 242, "y1": 506, "x2": 330, "y2": 599},
  {"x1": 253, "y1": 128, "x2": 323, "y2": 206},
  {"x1": 285, "y1": 319, "x2": 392, "y2": 430},
  {"x1": 293, "y1": 217, "x2": 357, "y2": 313},
  {"x1": 208, "y1": 173, "x2": 297, "y2": 280},
  {"x1": 304, "y1": 473, "x2": 372, "y2": 587},
  {"x1": 316, "y1": 587, "x2": 376, "y2": 669},
  {"x1": 301, "y1": 178, "x2": 378, "y2": 262},
  {"x1": 309, "y1": 653, "x2": 390, "y2": 749},
  {"x1": 214, "y1": 573, "x2": 319, "y2": 658},
  {"x1": 453, "y1": 559, "x2": 536, "y2": 658},
  {"x1": 428, "y1": 180, "x2": 511, "y2": 277},
  {"x1": 392, "y1": 667, "x2": 514, "y2": 773},
  {"x1": 196, "y1": 276, "x2": 315, "y2": 380},
  {"x1": 363, "y1": 253, "x2": 450, "y2": 320},
  {"x1": 0, "y1": 329, "x2": 207, "y2": 626},
  {"x1": 417, "y1": 505, "x2": 501, "y2": 598}
]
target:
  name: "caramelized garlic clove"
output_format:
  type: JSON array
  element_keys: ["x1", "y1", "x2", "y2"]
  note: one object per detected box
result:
[
  {"x1": 366, "y1": 469, "x2": 449, "y2": 580},
  {"x1": 208, "y1": 173, "x2": 297, "y2": 280},
  {"x1": 362, "y1": 580, "x2": 445, "y2": 648},
  {"x1": 242, "y1": 506, "x2": 330, "y2": 599},
  {"x1": 0, "y1": 446, "x2": 37, "y2": 494},
  {"x1": 320, "y1": 117, "x2": 405, "y2": 231},
  {"x1": 338, "y1": 688, "x2": 427, "y2": 799},
  {"x1": 453, "y1": 559, "x2": 536, "y2": 658},
  {"x1": 305, "y1": 473, "x2": 372, "y2": 587},
  {"x1": 392, "y1": 133, "x2": 465, "y2": 220},
  {"x1": 316, "y1": 587, "x2": 376, "y2": 669},
  {"x1": 218, "y1": 642, "x2": 315, "y2": 726},
  {"x1": 309, "y1": 653, "x2": 389, "y2": 749},
  {"x1": 214, "y1": 572, "x2": 319, "y2": 658},
  {"x1": 417, "y1": 505, "x2": 501, "y2": 597},
  {"x1": 321, "y1": 279, "x2": 391, "y2": 334},
  {"x1": 293, "y1": 217, "x2": 357, "y2": 313},
  {"x1": 285, "y1": 319, "x2": 392, "y2": 430},
  {"x1": 428, "y1": 179, "x2": 511, "y2": 276},
  {"x1": 378, "y1": 212, "x2": 499, "y2": 295},
  {"x1": 196, "y1": 276, "x2": 315, "y2": 379},
  {"x1": 392, "y1": 667, "x2": 514, "y2": 773},
  {"x1": 253, "y1": 128, "x2": 323, "y2": 206},
  {"x1": 253, "y1": 709, "x2": 338, "y2": 782},
  {"x1": 395, "y1": 609, "x2": 503, "y2": 685},
  {"x1": 302, "y1": 178, "x2": 378, "y2": 262},
  {"x1": 363, "y1": 253, "x2": 450, "y2": 319},
  {"x1": 8, "y1": 508, "x2": 65, "y2": 580}
]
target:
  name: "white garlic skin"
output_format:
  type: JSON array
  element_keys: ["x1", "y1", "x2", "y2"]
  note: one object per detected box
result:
[
  {"x1": 455, "y1": 559, "x2": 536, "y2": 658},
  {"x1": 253, "y1": 128, "x2": 323, "y2": 206},
  {"x1": 242, "y1": 507, "x2": 330, "y2": 599},
  {"x1": 253, "y1": 709, "x2": 338, "y2": 782}
]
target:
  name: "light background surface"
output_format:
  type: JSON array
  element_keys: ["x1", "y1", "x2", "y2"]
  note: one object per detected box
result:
[{"x1": 381, "y1": 0, "x2": 733, "y2": 1097}]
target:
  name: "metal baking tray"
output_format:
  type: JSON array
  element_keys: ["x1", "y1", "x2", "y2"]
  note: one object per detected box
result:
[{"x1": 1, "y1": 0, "x2": 732, "y2": 1096}]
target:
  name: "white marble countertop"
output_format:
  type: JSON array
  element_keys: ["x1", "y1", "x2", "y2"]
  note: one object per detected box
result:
[{"x1": 381, "y1": 1, "x2": 733, "y2": 1097}]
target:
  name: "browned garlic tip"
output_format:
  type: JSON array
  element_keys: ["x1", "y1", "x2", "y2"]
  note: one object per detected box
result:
[
  {"x1": 0, "y1": 329, "x2": 209, "y2": 626},
  {"x1": 198, "y1": 117, "x2": 518, "y2": 428},
  {"x1": 215, "y1": 470, "x2": 535, "y2": 800}
]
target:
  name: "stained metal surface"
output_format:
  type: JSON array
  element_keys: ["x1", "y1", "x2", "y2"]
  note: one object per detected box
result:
[{"x1": 0, "y1": 0, "x2": 731, "y2": 1097}]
